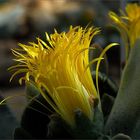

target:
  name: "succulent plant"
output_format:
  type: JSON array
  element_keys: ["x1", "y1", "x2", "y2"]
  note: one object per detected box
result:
[{"x1": 3, "y1": 3, "x2": 140, "y2": 139}]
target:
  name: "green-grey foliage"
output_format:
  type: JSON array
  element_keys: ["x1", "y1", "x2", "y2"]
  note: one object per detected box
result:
[{"x1": 105, "y1": 40, "x2": 140, "y2": 138}]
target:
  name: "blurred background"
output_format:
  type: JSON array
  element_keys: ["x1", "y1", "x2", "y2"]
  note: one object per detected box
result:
[{"x1": 0, "y1": 0, "x2": 124, "y2": 139}]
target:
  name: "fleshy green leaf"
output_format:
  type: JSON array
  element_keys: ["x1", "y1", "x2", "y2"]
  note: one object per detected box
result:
[
  {"x1": 101, "y1": 93, "x2": 115, "y2": 122},
  {"x1": 105, "y1": 39, "x2": 140, "y2": 138},
  {"x1": 112, "y1": 133, "x2": 132, "y2": 140},
  {"x1": 18, "y1": 95, "x2": 53, "y2": 139},
  {"x1": 48, "y1": 106, "x2": 104, "y2": 139}
]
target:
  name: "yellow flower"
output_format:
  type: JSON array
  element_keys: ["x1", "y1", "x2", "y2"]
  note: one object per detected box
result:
[
  {"x1": 9, "y1": 26, "x2": 117, "y2": 127},
  {"x1": 109, "y1": 3, "x2": 140, "y2": 60}
]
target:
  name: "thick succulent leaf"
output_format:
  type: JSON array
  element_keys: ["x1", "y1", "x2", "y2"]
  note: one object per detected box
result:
[
  {"x1": 105, "y1": 40, "x2": 140, "y2": 138},
  {"x1": 0, "y1": 95, "x2": 19, "y2": 139},
  {"x1": 101, "y1": 94, "x2": 115, "y2": 122},
  {"x1": 112, "y1": 133, "x2": 132, "y2": 140},
  {"x1": 131, "y1": 118, "x2": 140, "y2": 139},
  {"x1": 48, "y1": 106, "x2": 104, "y2": 139},
  {"x1": 97, "y1": 133, "x2": 132, "y2": 140},
  {"x1": 71, "y1": 107, "x2": 104, "y2": 139},
  {"x1": 47, "y1": 114, "x2": 72, "y2": 139},
  {"x1": 15, "y1": 94, "x2": 53, "y2": 139},
  {"x1": 74, "y1": 108, "x2": 103, "y2": 139}
]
